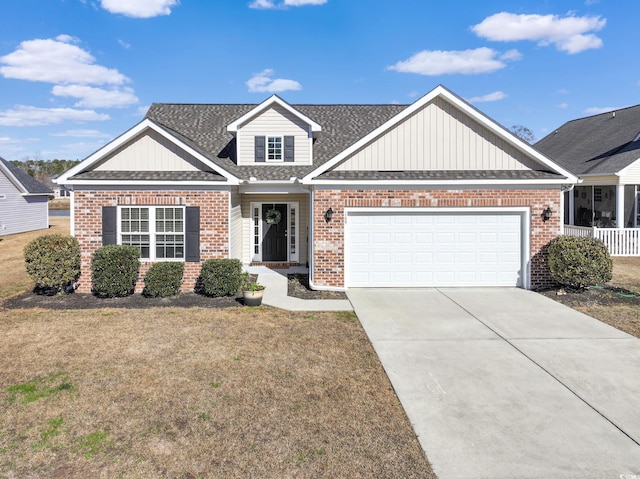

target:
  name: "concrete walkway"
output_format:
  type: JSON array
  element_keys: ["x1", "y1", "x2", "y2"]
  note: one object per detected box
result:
[
  {"x1": 244, "y1": 266, "x2": 352, "y2": 311},
  {"x1": 348, "y1": 287, "x2": 640, "y2": 479}
]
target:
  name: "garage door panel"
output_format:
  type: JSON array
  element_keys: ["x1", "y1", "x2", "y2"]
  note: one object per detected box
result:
[{"x1": 347, "y1": 211, "x2": 524, "y2": 287}]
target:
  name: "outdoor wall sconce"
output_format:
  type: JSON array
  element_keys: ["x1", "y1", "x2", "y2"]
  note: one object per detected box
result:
[
  {"x1": 541, "y1": 207, "x2": 553, "y2": 222},
  {"x1": 324, "y1": 207, "x2": 334, "y2": 223}
]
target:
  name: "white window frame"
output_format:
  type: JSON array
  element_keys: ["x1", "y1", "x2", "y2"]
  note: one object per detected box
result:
[
  {"x1": 117, "y1": 205, "x2": 186, "y2": 261},
  {"x1": 250, "y1": 201, "x2": 299, "y2": 262},
  {"x1": 266, "y1": 136, "x2": 283, "y2": 162}
]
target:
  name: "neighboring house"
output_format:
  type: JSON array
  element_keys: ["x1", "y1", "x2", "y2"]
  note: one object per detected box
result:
[
  {"x1": 56, "y1": 85, "x2": 577, "y2": 293},
  {"x1": 49, "y1": 176, "x2": 72, "y2": 199},
  {"x1": 0, "y1": 157, "x2": 52, "y2": 236},
  {"x1": 536, "y1": 105, "x2": 640, "y2": 255}
]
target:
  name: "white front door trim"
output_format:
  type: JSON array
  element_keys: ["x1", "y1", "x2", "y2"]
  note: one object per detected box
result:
[
  {"x1": 250, "y1": 201, "x2": 300, "y2": 263},
  {"x1": 344, "y1": 206, "x2": 531, "y2": 289}
]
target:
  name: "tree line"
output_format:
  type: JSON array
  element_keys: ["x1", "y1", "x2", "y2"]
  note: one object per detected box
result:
[{"x1": 10, "y1": 159, "x2": 81, "y2": 182}]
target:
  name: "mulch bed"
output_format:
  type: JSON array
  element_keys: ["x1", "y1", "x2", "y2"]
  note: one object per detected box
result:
[
  {"x1": 3, "y1": 274, "x2": 346, "y2": 310},
  {"x1": 287, "y1": 274, "x2": 348, "y2": 300},
  {"x1": 537, "y1": 285, "x2": 640, "y2": 308}
]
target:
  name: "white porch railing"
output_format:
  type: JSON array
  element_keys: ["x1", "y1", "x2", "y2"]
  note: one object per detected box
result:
[{"x1": 564, "y1": 225, "x2": 640, "y2": 256}]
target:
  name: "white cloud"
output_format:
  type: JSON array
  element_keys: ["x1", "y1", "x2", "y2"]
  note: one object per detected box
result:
[
  {"x1": 51, "y1": 129, "x2": 112, "y2": 139},
  {"x1": 100, "y1": 0, "x2": 179, "y2": 18},
  {"x1": 584, "y1": 106, "x2": 623, "y2": 115},
  {"x1": 500, "y1": 49, "x2": 522, "y2": 61},
  {"x1": 0, "y1": 35, "x2": 128, "y2": 85},
  {"x1": 557, "y1": 102, "x2": 569, "y2": 109},
  {"x1": 0, "y1": 106, "x2": 109, "y2": 127},
  {"x1": 249, "y1": 0, "x2": 326, "y2": 9},
  {"x1": 52, "y1": 85, "x2": 139, "y2": 108},
  {"x1": 246, "y1": 69, "x2": 302, "y2": 93},
  {"x1": 467, "y1": 91, "x2": 507, "y2": 103},
  {"x1": 388, "y1": 47, "x2": 518, "y2": 76},
  {"x1": 472, "y1": 12, "x2": 606, "y2": 54}
]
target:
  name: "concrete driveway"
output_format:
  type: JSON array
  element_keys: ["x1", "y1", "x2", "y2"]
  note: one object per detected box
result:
[{"x1": 348, "y1": 288, "x2": 640, "y2": 479}]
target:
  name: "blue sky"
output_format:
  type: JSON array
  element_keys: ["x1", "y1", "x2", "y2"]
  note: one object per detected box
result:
[{"x1": 0, "y1": 0, "x2": 638, "y2": 161}]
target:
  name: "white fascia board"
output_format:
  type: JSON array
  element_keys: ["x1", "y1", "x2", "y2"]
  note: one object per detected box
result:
[
  {"x1": 61, "y1": 180, "x2": 233, "y2": 187},
  {"x1": 302, "y1": 85, "x2": 578, "y2": 184},
  {"x1": 305, "y1": 178, "x2": 572, "y2": 187},
  {"x1": 56, "y1": 118, "x2": 240, "y2": 186},
  {"x1": 227, "y1": 95, "x2": 322, "y2": 134}
]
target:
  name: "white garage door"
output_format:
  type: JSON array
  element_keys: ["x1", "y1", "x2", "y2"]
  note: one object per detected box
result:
[{"x1": 346, "y1": 211, "x2": 525, "y2": 287}]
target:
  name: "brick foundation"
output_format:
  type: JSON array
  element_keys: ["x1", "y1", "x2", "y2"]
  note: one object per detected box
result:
[
  {"x1": 312, "y1": 188, "x2": 562, "y2": 290},
  {"x1": 73, "y1": 189, "x2": 230, "y2": 293}
]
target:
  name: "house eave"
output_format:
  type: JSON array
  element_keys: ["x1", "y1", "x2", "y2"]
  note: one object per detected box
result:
[
  {"x1": 305, "y1": 178, "x2": 574, "y2": 187},
  {"x1": 61, "y1": 180, "x2": 234, "y2": 187}
]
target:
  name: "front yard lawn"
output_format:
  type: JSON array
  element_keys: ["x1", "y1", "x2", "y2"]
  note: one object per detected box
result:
[{"x1": 0, "y1": 306, "x2": 435, "y2": 478}]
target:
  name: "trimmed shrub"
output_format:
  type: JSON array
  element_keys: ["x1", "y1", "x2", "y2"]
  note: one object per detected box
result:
[
  {"x1": 196, "y1": 259, "x2": 243, "y2": 297},
  {"x1": 91, "y1": 245, "x2": 140, "y2": 298},
  {"x1": 142, "y1": 262, "x2": 184, "y2": 298},
  {"x1": 547, "y1": 235, "x2": 613, "y2": 288},
  {"x1": 23, "y1": 235, "x2": 81, "y2": 295}
]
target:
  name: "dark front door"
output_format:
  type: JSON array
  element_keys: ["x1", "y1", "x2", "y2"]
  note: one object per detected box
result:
[{"x1": 262, "y1": 204, "x2": 288, "y2": 261}]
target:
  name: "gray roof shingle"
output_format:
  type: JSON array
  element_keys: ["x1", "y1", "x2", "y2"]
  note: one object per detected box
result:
[
  {"x1": 72, "y1": 171, "x2": 226, "y2": 181},
  {"x1": 535, "y1": 104, "x2": 640, "y2": 176},
  {"x1": 0, "y1": 157, "x2": 53, "y2": 194},
  {"x1": 145, "y1": 103, "x2": 408, "y2": 181}
]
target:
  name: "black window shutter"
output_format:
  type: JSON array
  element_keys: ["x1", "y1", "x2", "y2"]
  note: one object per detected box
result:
[
  {"x1": 102, "y1": 206, "x2": 117, "y2": 246},
  {"x1": 284, "y1": 136, "x2": 295, "y2": 162},
  {"x1": 185, "y1": 206, "x2": 200, "y2": 262},
  {"x1": 255, "y1": 136, "x2": 265, "y2": 162}
]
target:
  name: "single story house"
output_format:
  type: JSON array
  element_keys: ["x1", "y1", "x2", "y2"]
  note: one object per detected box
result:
[
  {"x1": 0, "y1": 157, "x2": 52, "y2": 236},
  {"x1": 56, "y1": 85, "x2": 577, "y2": 293},
  {"x1": 536, "y1": 105, "x2": 640, "y2": 255}
]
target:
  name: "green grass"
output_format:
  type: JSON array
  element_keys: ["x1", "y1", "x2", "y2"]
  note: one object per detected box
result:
[
  {"x1": 6, "y1": 373, "x2": 73, "y2": 404},
  {"x1": 77, "y1": 431, "x2": 112, "y2": 458}
]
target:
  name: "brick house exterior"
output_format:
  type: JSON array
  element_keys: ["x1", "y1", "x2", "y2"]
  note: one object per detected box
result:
[{"x1": 57, "y1": 86, "x2": 577, "y2": 293}]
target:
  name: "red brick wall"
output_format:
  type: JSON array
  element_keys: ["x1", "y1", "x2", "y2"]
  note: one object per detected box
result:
[
  {"x1": 312, "y1": 188, "x2": 561, "y2": 290},
  {"x1": 73, "y1": 189, "x2": 230, "y2": 293}
]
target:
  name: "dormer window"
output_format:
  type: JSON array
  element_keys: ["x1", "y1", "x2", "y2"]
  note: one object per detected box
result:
[
  {"x1": 255, "y1": 135, "x2": 295, "y2": 163},
  {"x1": 268, "y1": 136, "x2": 283, "y2": 161}
]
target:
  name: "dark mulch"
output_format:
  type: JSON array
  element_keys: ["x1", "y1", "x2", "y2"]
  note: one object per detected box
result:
[
  {"x1": 288, "y1": 274, "x2": 348, "y2": 300},
  {"x1": 3, "y1": 291, "x2": 243, "y2": 310},
  {"x1": 537, "y1": 285, "x2": 640, "y2": 308}
]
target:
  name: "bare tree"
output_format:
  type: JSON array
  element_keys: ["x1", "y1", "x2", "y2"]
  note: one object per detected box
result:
[{"x1": 510, "y1": 125, "x2": 536, "y2": 144}]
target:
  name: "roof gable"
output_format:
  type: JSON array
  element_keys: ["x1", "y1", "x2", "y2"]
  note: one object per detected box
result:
[
  {"x1": 304, "y1": 85, "x2": 577, "y2": 184},
  {"x1": 56, "y1": 119, "x2": 239, "y2": 185},
  {"x1": 0, "y1": 157, "x2": 52, "y2": 195},
  {"x1": 227, "y1": 95, "x2": 321, "y2": 135}
]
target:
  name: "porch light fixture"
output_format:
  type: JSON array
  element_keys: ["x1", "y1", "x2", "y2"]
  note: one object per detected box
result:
[
  {"x1": 541, "y1": 207, "x2": 553, "y2": 222},
  {"x1": 324, "y1": 207, "x2": 334, "y2": 223}
]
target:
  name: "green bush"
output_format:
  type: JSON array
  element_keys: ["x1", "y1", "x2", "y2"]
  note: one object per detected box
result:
[
  {"x1": 23, "y1": 235, "x2": 81, "y2": 295},
  {"x1": 142, "y1": 262, "x2": 184, "y2": 298},
  {"x1": 196, "y1": 259, "x2": 243, "y2": 297},
  {"x1": 91, "y1": 245, "x2": 140, "y2": 298},
  {"x1": 547, "y1": 235, "x2": 613, "y2": 288}
]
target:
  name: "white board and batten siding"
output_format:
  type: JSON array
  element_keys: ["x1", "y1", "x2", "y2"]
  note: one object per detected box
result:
[
  {"x1": 619, "y1": 159, "x2": 640, "y2": 184},
  {"x1": 0, "y1": 172, "x2": 49, "y2": 236},
  {"x1": 236, "y1": 105, "x2": 311, "y2": 165},
  {"x1": 93, "y1": 130, "x2": 211, "y2": 172},
  {"x1": 335, "y1": 97, "x2": 540, "y2": 172},
  {"x1": 345, "y1": 209, "x2": 528, "y2": 288}
]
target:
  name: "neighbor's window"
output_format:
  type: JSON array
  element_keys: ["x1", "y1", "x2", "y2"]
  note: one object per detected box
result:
[
  {"x1": 120, "y1": 206, "x2": 184, "y2": 260},
  {"x1": 267, "y1": 136, "x2": 282, "y2": 161}
]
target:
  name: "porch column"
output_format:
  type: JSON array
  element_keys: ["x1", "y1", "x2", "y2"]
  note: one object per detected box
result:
[{"x1": 616, "y1": 185, "x2": 625, "y2": 228}]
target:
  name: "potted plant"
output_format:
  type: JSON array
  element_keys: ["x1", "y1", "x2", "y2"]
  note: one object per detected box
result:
[{"x1": 242, "y1": 275, "x2": 265, "y2": 306}]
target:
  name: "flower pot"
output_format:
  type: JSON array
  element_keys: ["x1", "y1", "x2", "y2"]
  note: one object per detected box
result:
[{"x1": 243, "y1": 289, "x2": 264, "y2": 306}]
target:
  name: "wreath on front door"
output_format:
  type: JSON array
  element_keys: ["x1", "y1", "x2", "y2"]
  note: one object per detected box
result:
[{"x1": 266, "y1": 208, "x2": 282, "y2": 225}]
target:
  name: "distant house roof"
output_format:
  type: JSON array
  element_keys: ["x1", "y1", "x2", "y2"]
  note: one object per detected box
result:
[
  {"x1": 0, "y1": 157, "x2": 53, "y2": 195},
  {"x1": 145, "y1": 103, "x2": 408, "y2": 181},
  {"x1": 535, "y1": 104, "x2": 640, "y2": 176}
]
